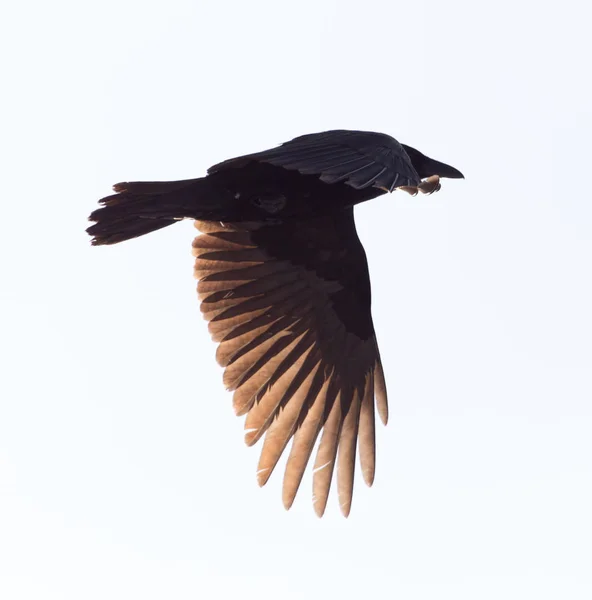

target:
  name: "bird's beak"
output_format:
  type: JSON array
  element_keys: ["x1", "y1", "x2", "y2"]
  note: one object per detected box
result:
[
  {"x1": 424, "y1": 157, "x2": 464, "y2": 179},
  {"x1": 400, "y1": 145, "x2": 464, "y2": 180}
]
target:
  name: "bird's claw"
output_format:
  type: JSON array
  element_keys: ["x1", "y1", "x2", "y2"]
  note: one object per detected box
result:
[
  {"x1": 398, "y1": 175, "x2": 441, "y2": 196},
  {"x1": 418, "y1": 175, "x2": 441, "y2": 195}
]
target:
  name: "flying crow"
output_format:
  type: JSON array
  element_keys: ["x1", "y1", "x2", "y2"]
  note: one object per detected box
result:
[{"x1": 87, "y1": 129, "x2": 464, "y2": 516}]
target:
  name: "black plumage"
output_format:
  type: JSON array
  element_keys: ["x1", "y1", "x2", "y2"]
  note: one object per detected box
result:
[{"x1": 87, "y1": 129, "x2": 463, "y2": 516}]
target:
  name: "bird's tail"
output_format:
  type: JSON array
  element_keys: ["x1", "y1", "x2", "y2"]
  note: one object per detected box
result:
[{"x1": 87, "y1": 177, "x2": 222, "y2": 246}]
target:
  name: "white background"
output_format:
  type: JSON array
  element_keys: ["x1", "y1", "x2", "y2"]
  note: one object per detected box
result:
[{"x1": 1, "y1": 0, "x2": 591, "y2": 598}]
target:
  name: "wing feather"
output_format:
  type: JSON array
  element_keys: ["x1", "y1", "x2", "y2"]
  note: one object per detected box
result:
[
  {"x1": 193, "y1": 210, "x2": 389, "y2": 515},
  {"x1": 312, "y1": 386, "x2": 342, "y2": 517},
  {"x1": 358, "y1": 371, "x2": 376, "y2": 486},
  {"x1": 337, "y1": 387, "x2": 361, "y2": 517},
  {"x1": 243, "y1": 331, "x2": 317, "y2": 445},
  {"x1": 256, "y1": 358, "x2": 324, "y2": 486},
  {"x1": 374, "y1": 357, "x2": 389, "y2": 426},
  {"x1": 282, "y1": 374, "x2": 332, "y2": 509}
]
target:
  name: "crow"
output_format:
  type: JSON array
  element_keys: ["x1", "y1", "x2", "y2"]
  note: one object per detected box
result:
[{"x1": 87, "y1": 129, "x2": 464, "y2": 516}]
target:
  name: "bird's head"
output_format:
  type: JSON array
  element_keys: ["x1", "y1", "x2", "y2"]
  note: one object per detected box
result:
[{"x1": 401, "y1": 144, "x2": 464, "y2": 180}]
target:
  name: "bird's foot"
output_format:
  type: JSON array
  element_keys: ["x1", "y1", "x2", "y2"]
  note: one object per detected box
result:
[
  {"x1": 418, "y1": 175, "x2": 441, "y2": 194},
  {"x1": 398, "y1": 175, "x2": 441, "y2": 196}
]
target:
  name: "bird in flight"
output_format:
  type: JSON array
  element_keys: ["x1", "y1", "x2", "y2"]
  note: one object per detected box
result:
[{"x1": 87, "y1": 129, "x2": 463, "y2": 516}]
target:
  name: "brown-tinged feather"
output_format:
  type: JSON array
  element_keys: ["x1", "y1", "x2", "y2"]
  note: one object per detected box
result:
[
  {"x1": 231, "y1": 329, "x2": 312, "y2": 416},
  {"x1": 256, "y1": 359, "x2": 323, "y2": 486},
  {"x1": 217, "y1": 301, "x2": 314, "y2": 368},
  {"x1": 195, "y1": 247, "x2": 270, "y2": 263},
  {"x1": 214, "y1": 291, "x2": 307, "y2": 344},
  {"x1": 203, "y1": 278, "x2": 308, "y2": 319},
  {"x1": 243, "y1": 333, "x2": 316, "y2": 445},
  {"x1": 194, "y1": 259, "x2": 264, "y2": 279},
  {"x1": 282, "y1": 374, "x2": 332, "y2": 509},
  {"x1": 208, "y1": 307, "x2": 275, "y2": 343},
  {"x1": 191, "y1": 231, "x2": 256, "y2": 251},
  {"x1": 374, "y1": 357, "x2": 388, "y2": 426},
  {"x1": 196, "y1": 261, "x2": 291, "y2": 293},
  {"x1": 201, "y1": 269, "x2": 302, "y2": 305},
  {"x1": 223, "y1": 323, "x2": 310, "y2": 392},
  {"x1": 312, "y1": 388, "x2": 342, "y2": 517},
  {"x1": 215, "y1": 314, "x2": 286, "y2": 367},
  {"x1": 337, "y1": 388, "x2": 361, "y2": 517},
  {"x1": 194, "y1": 220, "x2": 262, "y2": 235},
  {"x1": 358, "y1": 371, "x2": 376, "y2": 486}
]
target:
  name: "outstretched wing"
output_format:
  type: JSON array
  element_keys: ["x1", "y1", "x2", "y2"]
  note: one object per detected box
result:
[
  {"x1": 192, "y1": 209, "x2": 388, "y2": 516},
  {"x1": 208, "y1": 129, "x2": 420, "y2": 192}
]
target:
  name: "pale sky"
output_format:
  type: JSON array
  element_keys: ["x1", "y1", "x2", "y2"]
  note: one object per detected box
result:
[{"x1": 1, "y1": 0, "x2": 591, "y2": 598}]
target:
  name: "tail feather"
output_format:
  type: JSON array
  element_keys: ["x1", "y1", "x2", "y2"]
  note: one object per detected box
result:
[
  {"x1": 111, "y1": 178, "x2": 202, "y2": 195},
  {"x1": 87, "y1": 177, "x2": 215, "y2": 246},
  {"x1": 87, "y1": 214, "x2": 179, "y2": 246}
]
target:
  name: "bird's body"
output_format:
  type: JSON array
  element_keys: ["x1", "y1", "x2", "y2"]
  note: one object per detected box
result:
[{"x1": 87, "y1": 129, "x2": 463, "y2": 516}]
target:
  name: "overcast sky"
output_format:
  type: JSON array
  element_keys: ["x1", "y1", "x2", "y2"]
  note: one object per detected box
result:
[{"x1": 1, "y1": 0, "x2": 591, "y2": 598}]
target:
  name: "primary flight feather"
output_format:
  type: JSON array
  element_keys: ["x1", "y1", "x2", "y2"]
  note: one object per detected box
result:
[{"x1": 87, "y1": 129, "x2": 464, "y2": 516}]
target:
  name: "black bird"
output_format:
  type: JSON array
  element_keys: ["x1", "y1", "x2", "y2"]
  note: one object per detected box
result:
[{"x1": 87, "y1": 129, "x2": 463, "y2": 516}]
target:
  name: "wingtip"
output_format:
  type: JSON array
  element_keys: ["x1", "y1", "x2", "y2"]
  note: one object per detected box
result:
[
  {"x1": 282, "y1": 493, "x2": 295, "y2": 511},
  {"x1": 244, "y1": 428, "x2": 261, "y2": 447},
  {"x1": 362, "y1": 467, "x2": 375, "y2": 487},
  {"x1": 313, "y1": 499, "x2": 326, "y2": 518},
  {"x1": 256, "y1": 466, "x2": 272, "y2": 487}
]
